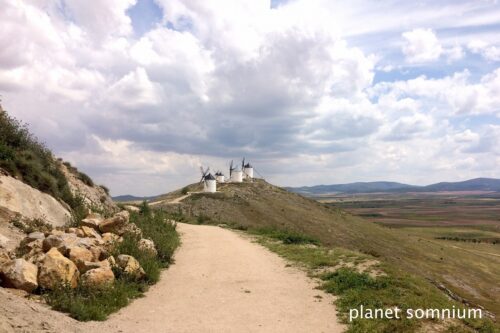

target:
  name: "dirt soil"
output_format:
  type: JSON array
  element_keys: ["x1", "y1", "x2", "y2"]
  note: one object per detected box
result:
[{"x1": 1, "y1": 223, "x2": 344, "y2": 333}]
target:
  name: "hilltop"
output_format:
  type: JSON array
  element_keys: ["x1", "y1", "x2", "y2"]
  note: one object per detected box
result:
[
  {"x1": 287, "y1": 178, "x2": 500, "y2": 195},
  {"x1": 154, "y1": 179, "x2": 500, "y2": 318}
]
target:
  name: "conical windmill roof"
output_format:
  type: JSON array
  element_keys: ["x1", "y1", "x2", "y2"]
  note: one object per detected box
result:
[{"x1": 204, "y1": 173, "x2": 216, "y2": 180}]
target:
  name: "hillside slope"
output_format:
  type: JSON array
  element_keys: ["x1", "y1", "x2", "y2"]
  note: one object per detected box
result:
[{"x1": 157, "y1": 180, "x2": 500, "y2": 317}]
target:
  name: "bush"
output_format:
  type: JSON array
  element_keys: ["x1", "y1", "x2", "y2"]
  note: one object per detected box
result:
[{"x1": 77, "y1": 171, "x2": 94, "y2": 187}]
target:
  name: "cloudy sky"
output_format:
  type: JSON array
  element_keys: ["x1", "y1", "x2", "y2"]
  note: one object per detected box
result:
[{"x1": 1, "y1": 0, "x2": 500, "y2": 195}]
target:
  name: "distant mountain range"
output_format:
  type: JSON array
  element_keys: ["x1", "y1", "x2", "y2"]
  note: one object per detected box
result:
[
  {"x1": 286, "y1": 178, "x2": 500, "y2": 195},
  {"x1": 112, "y1": 194, "x2": 159, "y2": 202}
]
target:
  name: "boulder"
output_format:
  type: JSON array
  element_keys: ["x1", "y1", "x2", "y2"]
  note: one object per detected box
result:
[
  {"x1": 89, "y1": 246, "x2": 103, "y2": 261},
  {"x1": 66, "y1": 228, "x2": 84, "y2": 237},
  {"x1": 0, "y1": 259, "x2": 38, "y2": 292},
  {"x1": 80, "y1": 213, "x2": 103, "y2": 230},
  {"x1": 80, "y1": 226, "x2": 101, "y2": 239},
  {"x1": 42, "y1": 234, "x2": 66, "y2": 252},
  {"x1": 68, "y1": 247, "x2": 95, "y2": 271},
  {"x1": 102, "y1": 233, "x2": 121, "y2": 244},
  {"x1": 81, "y1": 267, "x2": 114, "y2": 288},
  {"x1": 26, "y1": 232, "x2": 45, "y2": 242},
  {"x1": 38, "y1": 248, "x2": 79, "y2": 289},
  {"x1": 116, "y1": 254, "x2": 145, "y2": 279},
  {"x1": 79, "y1": 256, "x2": 114, "y2": 274},
  {"x1": 138, "y1": 238, "x2": 157, "y2": 256},
  {"x1": 99, "y1": 211, "x2": 129, "y2": 234}
]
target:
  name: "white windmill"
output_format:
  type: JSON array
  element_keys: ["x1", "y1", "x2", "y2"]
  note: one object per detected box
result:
[
  {"x1": 229, "y1": 160, "x2": 243, "y2": 183},
  {"x1": 215, "y1": 171, "x2": 225, "y2": 183},
  {"x1": 242, "y1": 158, "x2": 254, "y2": 179},
  {"x1": 199, "y1": 167, "x2": 216, "y2": 192}
]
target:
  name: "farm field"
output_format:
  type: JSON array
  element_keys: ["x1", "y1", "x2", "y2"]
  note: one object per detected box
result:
[{"x1": 318, "y1": 192, "x2": 500, "y2": 317}]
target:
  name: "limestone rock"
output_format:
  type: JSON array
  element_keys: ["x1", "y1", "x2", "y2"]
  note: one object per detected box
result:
[
  {"x1": 21, "y1": 239, "x2": 45, "y2": 265},
  {"x1": 0, "y1": 259, "x2": 38, "y2": 292},
  {"x1": 138, "y1": 238, "x2": 157, "y2": 256},
  {"x1": 102, "y1": 233, "x2": 122, "y2": 244},
  {"x1": 116, "y1": 254, "x2": 145, "y2": 279},
  {"x1": 38, "y1": 248, "x2": 79, "y2": 289},
  {"x1": 81, "y1": 267, "x2": 114, "y2": 288},
  {"x1": 0, "y1": 174, "x2": 71, "y2": 227},
  {"x1": 80, "y1": 214, "x2": 103, "y2": 231},
  {"x1": 68, "y1": 247, "x2": 95, "y2": 271},
  {"x1": 26, "y1": 232, "x2": 45, "y2": 242},
  {"x1": 80, "y1": 226, "x2": 101, "y2": 239},
  {"x1": 99, "y1": 213, "x2": 128, "y2": 234},
  {"x1": 0, "y1": 233, "x2": 10, "y2": 248}
]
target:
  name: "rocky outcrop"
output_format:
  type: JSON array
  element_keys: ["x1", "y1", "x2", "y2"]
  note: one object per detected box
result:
[
  {"x1": 0, "y1": 259, "x2": 38, "y2": 292},
  {"x1": 0, "y1": 175, "x2": 71, "y2": 227},
  {"x1": 38, "y1": 248, "x2": 79, "y2": 289},
  {"x1": 59, "y1": 163, "x2": 117, "y2": 214}
]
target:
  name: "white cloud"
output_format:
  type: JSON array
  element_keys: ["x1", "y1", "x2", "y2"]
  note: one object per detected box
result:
[
  {"x1": 467, "y1": 40, "x2": 500, "y2": 61},
  {"x1": 402, "y1": 28, "x2": 442, "y2": 63},
  {"x1": 1, "y1": 0, "x2": 500, "y2": 194}
]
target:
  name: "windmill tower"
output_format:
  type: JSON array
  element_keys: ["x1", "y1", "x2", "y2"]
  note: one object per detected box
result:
[
  {"x1": 199, "y1": 167, "x2": 216, "y2": 193},
  {"x1": 242, "y1": 158, "x2": 254, "y2": 179},
  {"x1": 229, "y1": 160, "x2": 243, "y2": 183},
  {"x1": 215, "y1": 171, "x2": 225, "y2": 183}
]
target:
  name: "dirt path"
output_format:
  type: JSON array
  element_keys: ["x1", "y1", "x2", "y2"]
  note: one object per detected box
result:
[
  {"x1": 94, "y1": 223, "x2": 344, "y2": 333},
  {"x1": 150, "y1": 193, "x2": 191, "y2": 206}
]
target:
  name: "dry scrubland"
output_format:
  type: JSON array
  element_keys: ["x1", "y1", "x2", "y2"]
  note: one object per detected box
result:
[{"x1": 155, "y1": 180, "x2": 499, "y2": 332}]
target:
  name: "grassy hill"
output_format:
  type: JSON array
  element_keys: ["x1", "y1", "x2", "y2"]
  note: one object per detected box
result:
[{"x1": 156, "y1": 180, "x2": 500, "y2": 320}]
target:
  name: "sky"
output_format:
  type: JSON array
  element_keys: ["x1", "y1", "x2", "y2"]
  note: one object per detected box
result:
[{"x1": 1, "y1": 0, "x2": 500, "y2": 196}]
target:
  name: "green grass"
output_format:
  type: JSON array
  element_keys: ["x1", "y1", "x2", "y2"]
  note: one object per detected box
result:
[
  {"x1": 44, "y1": 207, "x2": 180, "y2": 321},
  {"x1": 250, "y1": 227, "x2": 320, "y2": 245},
  {"x1": 253, "y1": 231, "x2": 498, "y2": 333},
  {"x1": 43, "y1": 280, "x2": 145, "y2": 321}
]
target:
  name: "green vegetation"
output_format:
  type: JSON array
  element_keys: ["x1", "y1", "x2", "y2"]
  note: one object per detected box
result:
[
  {"x1": 181, "y1": 186, "x2": 189, "y2": 195},
  {"x1": 253, "y1": 230, "x2": 497, "y2": 333},
  {"x1": 0, "y1": 107, "x2": 86, "y2": 220},
  {"x1": 11, "y1": 216, "x2": 53, "y2": 234},
  {"x1": 44, "y1": 206, "x2": 180, "y2": 321},
  {"x1": 250, "y1": 227, "x2": 320, "y2": 245},
  {"x1": 43, "y1": 280, "x2": 145, "y2": 321}
]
